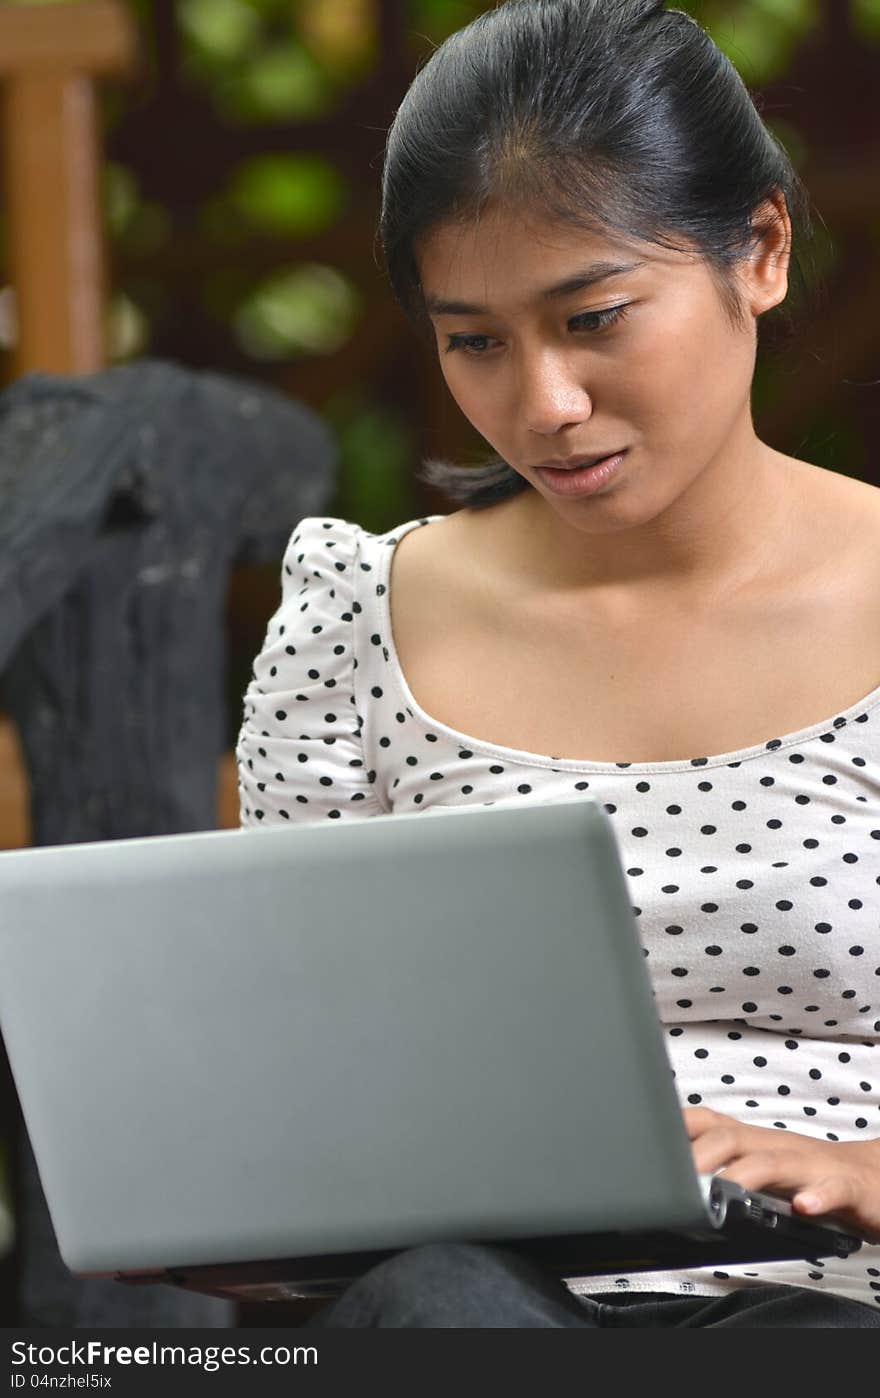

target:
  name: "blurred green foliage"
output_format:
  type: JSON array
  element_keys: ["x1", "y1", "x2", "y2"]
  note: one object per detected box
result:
[
  {"x1": 105, "y1": 292, "x2": 151, "y2": 360},
  {"x1": 210, "y1": 39, "x2": 336, "y2": 123},
  {"x1": 852, "y1": 0, "x2": 880, "y2": 41},
  {"x1": 223, "y1": 154, "x2": 346, "y2": 238},
  {"x1": 323, "y1": 388, "x2": 419, "y2": 534},
  {"x1": 177, "y1": 0, "x2": 262, "y2": 63},
  {"x1": 176, "y1": 0, "x2": 353, "y2": 122},
  {"x1": 700, "y1": 0, "x2": 819, "y2": 86},
  {"x1": 103, "y1": 164, "x2": 170, "y2": 254},
  {"x1": 232, "y1": 263, "x2": 361, "y2": 359},
  {"x1": 407, "y1": 0, "x2": 484, "y2": 45}
]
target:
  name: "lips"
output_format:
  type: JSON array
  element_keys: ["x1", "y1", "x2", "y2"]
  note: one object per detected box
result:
[{"x1": 537, "y1": 450, "x2": 625, "y2": 471}]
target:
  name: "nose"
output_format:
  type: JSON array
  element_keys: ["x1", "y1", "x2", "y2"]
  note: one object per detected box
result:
[{"x1": 519, "y1": 348, "x2": 593, "y2": 437}]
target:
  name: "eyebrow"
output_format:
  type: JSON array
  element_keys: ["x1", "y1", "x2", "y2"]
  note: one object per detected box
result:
[{"x1": 423, "y1": 259, "x2": 646, "y2": 316}]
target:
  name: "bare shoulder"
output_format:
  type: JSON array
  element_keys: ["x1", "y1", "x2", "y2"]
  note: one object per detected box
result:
[
  {"x1": 796, "y1": 457, "x2": 880, "y2": 516},
  {"x1": 792, "y1": 458, "x2": 880, "y2": 570},
  {"x1": 388, "y1": 509, "x2": 480, "y2": 646},
  {"x1": 773, "y1": 461, "x2": 880, "y2": 642},
  {"x1": 390, "y1": 507, "x2": 498, "y2": 600},
  {"x1": 386, "y1": 504, "x2": 521, "y2": 673}
]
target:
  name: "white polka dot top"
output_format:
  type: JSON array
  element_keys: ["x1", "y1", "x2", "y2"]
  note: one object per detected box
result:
[{"x1": 236, "y1": 514, "x2": 880, "y2": 1312}]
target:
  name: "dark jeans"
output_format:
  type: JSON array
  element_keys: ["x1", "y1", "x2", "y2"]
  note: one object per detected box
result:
[{"x1": 309, "y1": 1243, "x2": 880, "y2": 1328}]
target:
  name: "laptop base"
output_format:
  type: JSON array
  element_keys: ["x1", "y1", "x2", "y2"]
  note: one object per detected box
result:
[{"x1": 111, "y1": 1209, "x2": 861, "y2": 1302}]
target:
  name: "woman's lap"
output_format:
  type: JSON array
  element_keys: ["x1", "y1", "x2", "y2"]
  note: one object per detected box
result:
[{"x1": 308, "y1": 1242, "x2": 880, "y2": 1329}]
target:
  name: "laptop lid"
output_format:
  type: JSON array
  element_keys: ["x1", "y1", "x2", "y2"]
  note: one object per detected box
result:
[{"x1": 0, "y1": 797, "x2": 860, "y2": 1289}]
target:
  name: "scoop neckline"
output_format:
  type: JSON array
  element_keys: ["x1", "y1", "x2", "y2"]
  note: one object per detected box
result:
[{"x1": 373, "y1": 514, "x2": 880, "y2": 775}]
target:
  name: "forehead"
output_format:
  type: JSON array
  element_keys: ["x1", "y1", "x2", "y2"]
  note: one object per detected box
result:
[{"x1": 416, "y1": 206, "x2": 700, "y2": 313}]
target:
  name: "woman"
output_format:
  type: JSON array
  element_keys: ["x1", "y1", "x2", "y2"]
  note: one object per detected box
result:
[{"x1": 236, "y1": 0, "x2": 880, "y2": 1326}]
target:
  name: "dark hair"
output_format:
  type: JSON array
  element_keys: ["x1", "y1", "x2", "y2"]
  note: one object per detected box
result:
[{"x1": 379, "y1": 0, "x2": 819, "y2": 509}]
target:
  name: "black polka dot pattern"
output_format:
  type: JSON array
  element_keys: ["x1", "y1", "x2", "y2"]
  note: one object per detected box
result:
[
  {"x1": 237, "y1": 519, "x2": 384, "y2": 825},
  {"x1": 237, "y1": 515, "x2": 880, "y2": 1311}
]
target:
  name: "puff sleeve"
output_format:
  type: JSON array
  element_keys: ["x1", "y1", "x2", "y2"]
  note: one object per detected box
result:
[{"x1": 236, "y1": 516, "x2": 386, "y2": 825}]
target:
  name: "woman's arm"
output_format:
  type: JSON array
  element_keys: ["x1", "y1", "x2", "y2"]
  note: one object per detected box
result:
[{"x1": 237, "y1": 516, "x2": 386, "y2": 826}]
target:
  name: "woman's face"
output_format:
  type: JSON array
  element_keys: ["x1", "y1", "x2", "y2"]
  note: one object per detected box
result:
[{"x1": 416, "y1": 201, "x2": 789, "y2": 549}]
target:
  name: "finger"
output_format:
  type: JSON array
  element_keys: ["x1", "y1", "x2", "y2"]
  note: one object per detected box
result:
[
  {"x1": 699, "y1": 1149, "x2": 808, "y2": 1198},
  {"x1": 793, "y1": 1175, "x2": 880, "y2": 1244},
  {"x1": 682, "y1": 1107, "x2": 726, "y2": 1139},
  {"x1": 690, "y1": 1128, "x2": 752, "y2": 1175},
  {"x1": 793, "y1": 1173, "x2": 858, "y2": 1217}
]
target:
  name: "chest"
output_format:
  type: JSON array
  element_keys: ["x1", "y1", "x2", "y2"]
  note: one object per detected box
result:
[{"x1": 388, "y1": 512, "x2": 880, "y2": 765}]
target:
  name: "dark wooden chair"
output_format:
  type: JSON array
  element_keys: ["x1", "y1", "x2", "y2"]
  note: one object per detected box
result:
[{"x1": 0, "y1": 358, "x2": 337, "y2": 1327}]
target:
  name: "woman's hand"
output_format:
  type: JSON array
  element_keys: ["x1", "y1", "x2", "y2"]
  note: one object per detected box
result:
[{"x1": 683, "y1": 1106, "x2": 880, "y2": 1245}]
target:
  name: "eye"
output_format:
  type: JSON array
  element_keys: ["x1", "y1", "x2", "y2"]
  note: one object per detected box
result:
[
  {"x1": 443, "y1": 333, "x2": 499, "y2": 357},
  {"x1": 568, "y1": 303, "x2": 630, "y2": 333}
]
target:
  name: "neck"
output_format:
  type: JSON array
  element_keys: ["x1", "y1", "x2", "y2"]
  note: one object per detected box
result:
[{"x1": 503, "y1": 436, "x2": 798, "y2": 617}]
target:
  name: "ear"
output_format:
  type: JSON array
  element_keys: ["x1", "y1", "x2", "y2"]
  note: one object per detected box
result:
[{"x1": 744, "y1": 190, "x2": 792, "y2": 316}]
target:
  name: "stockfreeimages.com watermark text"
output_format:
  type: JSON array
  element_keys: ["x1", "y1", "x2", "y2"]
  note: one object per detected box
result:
[{"x1": 10, "y1": 1339, "x2": 317, "y2": 1384}]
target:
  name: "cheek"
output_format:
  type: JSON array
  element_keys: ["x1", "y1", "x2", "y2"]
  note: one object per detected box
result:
[{"x1": 625, "y1": 303, "x2": 751, "y2": 438}]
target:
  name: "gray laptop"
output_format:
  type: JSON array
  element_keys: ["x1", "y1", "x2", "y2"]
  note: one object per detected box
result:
[{"x1": 0, "y1": 796, "x2": 861, "y2": 1302}]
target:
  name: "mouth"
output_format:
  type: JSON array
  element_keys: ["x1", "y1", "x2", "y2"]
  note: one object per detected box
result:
[
  {"x1": 534, "y1": 450, "x2": 628, "y2": 497},
  {"x1": 536, "y1": 449, "x2": 627, "y2": 471}
]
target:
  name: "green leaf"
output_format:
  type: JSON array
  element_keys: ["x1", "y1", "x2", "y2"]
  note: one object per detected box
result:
[
  {"x1": 216, "y1": 41, "x2": 334, "y2": 123},
  {"x1": 226, "y1": 155, "x2": 346, "y2": 238},
  {"x1": 323, "y1": 389, "x2": 417, "y2": 531},
  {"x1": 103, "y1": 164, "x2": 171, "y2": 254},
  {"x1": 233, "y1": 264, "x2": 361, "y2": 358},
  {"x1": 105, "y1": 293, "x2": 151, "y2": 362},
  {"x1": 851, "y1": 0, "x2": 880, "y2": 43},
  {"x1": 701, "y1": 0, "x2": 819, "y2": 85},
  {"x1": 103, "y1": 163, "x2": 139, "y2": 238},
  {"x1": 750, "y1": 0, "x2": 816, "y2": 20},
  {"x1": 177, "y1": 0, "x2": 261, "y2": 64},
  {"x1": 407, "y1": 0, "x2": 485, "y2": 45}
]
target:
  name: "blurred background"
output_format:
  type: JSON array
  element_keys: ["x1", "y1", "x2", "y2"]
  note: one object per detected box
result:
[{"x1": 0, "y1": 0, "x2": 877, "y2": 1325}]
